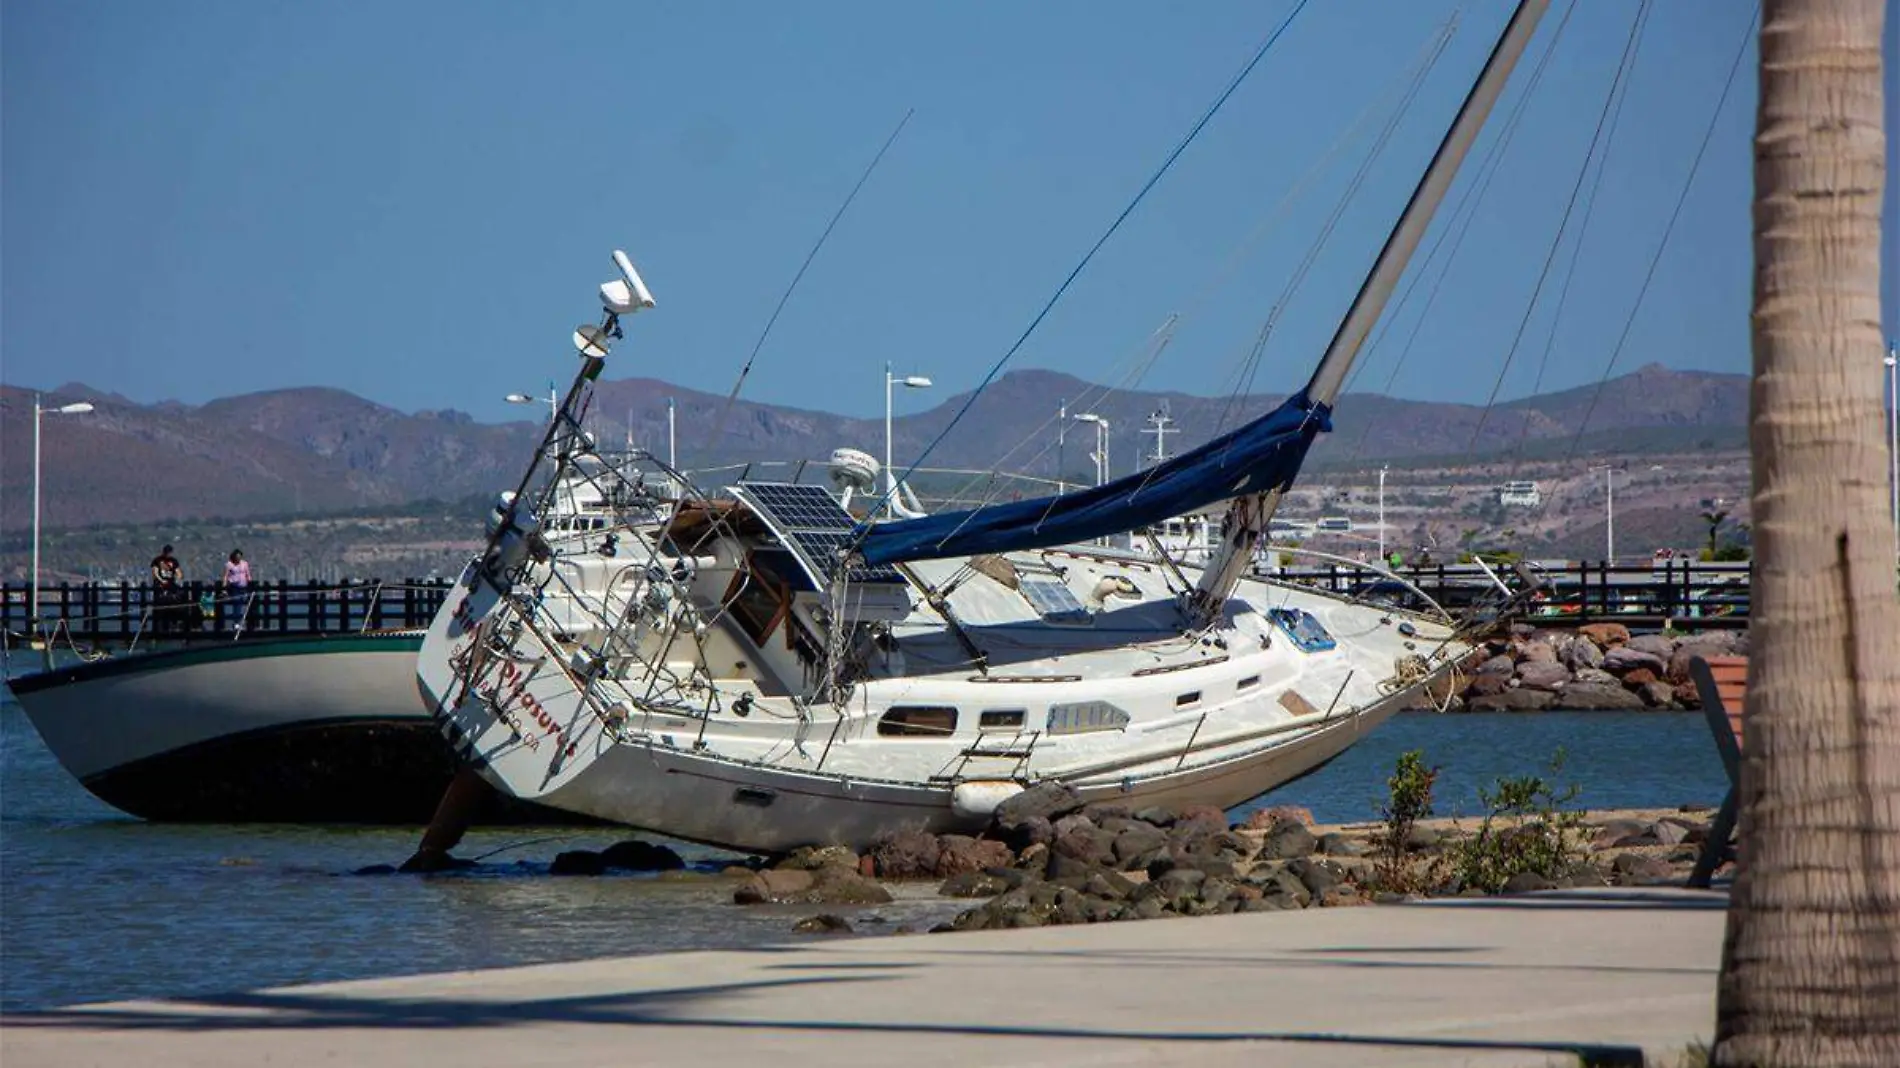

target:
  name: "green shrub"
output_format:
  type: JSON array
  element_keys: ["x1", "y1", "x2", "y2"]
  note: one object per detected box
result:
[
  {"x1": 1370, "y1": 750, "x2": 1444, "y2": 894},
  {"x1": 1451, "y1": 750, "x2": 1586, "y2": 893}
]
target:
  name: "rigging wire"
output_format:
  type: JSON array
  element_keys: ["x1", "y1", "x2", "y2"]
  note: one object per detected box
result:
[
  {"x1": 880, "y1": 0, "x2": 1313, "y2": 514},
  {"x1": 1549, "y1": 4, "x2": 1757, "y2": 479},
  {"x1": 1208, "y1": 17, "x2": 1459, "y2": 446},
  {"x1": 707, "y1": 109, "x2": 915, "y2": 451},
  {"x1": 1498, "y1": 1, "x2": 1650, "y2": 478},
  {"x1": 1459, "y1": 0, "x2": 1651, "y2": 462},
  {"x1": 1492, "y1": 1, "x2": 1756, "y2": 557},
  {"x1": 921, "y1": 12, "x2": 1461, "y2": 519},
  {"x1": 1331, "y1": 0, "x2": 1580, "y2": 462}
]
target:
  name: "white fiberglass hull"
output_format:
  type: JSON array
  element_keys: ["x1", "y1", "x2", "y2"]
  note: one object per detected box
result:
[
  {"x1": 467, "y1": 684, "x2": 1415, "y2": 853},
  {"x1": 420, "y1": 551, "x2": 1461, "y2": 853}
]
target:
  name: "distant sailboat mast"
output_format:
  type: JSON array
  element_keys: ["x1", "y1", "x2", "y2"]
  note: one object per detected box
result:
[{"x1": 1189, "y1": 0, "x2": 1553, "y2": 624}]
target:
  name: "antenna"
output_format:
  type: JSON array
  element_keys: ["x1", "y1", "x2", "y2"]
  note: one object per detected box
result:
[
  {"x1": 600, "y1": 250, "x2": 656, "y2": 315},
  {"x1": 1141, "y1": 403, "x2": 1177, "y2": 465}
]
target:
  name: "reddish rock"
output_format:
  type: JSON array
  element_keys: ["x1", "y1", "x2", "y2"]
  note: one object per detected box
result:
[
  {"x1": 733, "y1": 869, "x2": 815, "y2": 903},
  {"x1": 1637, "y1": 681, "x2": 1678, "y2": 709},
  {"x1": 869, "y1": 828, "x2": 941, "y2": 879},
  {"x1": 1467, "y1": 673, "x2": 1510, "y2": 698},
  {"x1": 1243, "y1": 805, "x2": 1315, "y2": 830},
  {"x1": 734, "y1": 867, "x2": 893, "y2": 906},
  {"x1": 1174, "y1": 804, "x2": 1228, "y2": 831},
  {"x1": 1673, "y1": 680, "x2": 1702, "y2": 707},
  {"x1": 935, "y1": 835, "x2": 1013, "y2": 876},
  {"x1": 1621, "y1": 668, "x2": 1659, "y2": 686},
  {"x1": 1578, "y1": 623, "x2": 1631, "y2": 647}
]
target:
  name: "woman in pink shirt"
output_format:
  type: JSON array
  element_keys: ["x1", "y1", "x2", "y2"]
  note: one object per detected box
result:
[{"x1": 221, "y1": 549, "x2": 253, "y2": 631}]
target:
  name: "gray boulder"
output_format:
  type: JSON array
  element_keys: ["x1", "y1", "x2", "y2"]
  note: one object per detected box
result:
[
  {"x1": 1468, "y1": 688, "x2": 1559, "y2": 712},
  {"x1": 1625, "y1": 634, "x2": 1677, "y2": 660},
  {"x1": 939, "y1": 870, "x2": 1011, "y2": 898},
  {"x1": 995, "y1": 781, "x2": 1086, "y2": 825},
  {"x1": 1515, "y1": 660, "x2": 1572, "y2": 692},
  {"x1": 1476, "y1": 654, "x2": 1517, "y2": 676},
  {"x1": 1559, "y1": 636, "x2": 1604, "y2": 671},
  {"x1": 1573, "y1": 667, "x2": 1620, "y2": 686},
  {"x1": 1559, "y1": 682, "x2": 1646, "y2": 710},
  {"x1": 1602, "y1": 646, "x2": 1667, "y2": 677},
  {"x1": 1259, "y1": 820, "x2": 1319, "y2": 859}
]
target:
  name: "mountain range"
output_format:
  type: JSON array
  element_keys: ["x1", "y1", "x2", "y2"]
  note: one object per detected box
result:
[{"x1": 0, "y1": 363, "x2": 1746, "y2": 532}]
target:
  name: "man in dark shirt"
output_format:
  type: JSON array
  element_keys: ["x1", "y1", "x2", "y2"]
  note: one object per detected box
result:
[{"x1": 151, "y1": 544, "x2": 183, "y2": 633}]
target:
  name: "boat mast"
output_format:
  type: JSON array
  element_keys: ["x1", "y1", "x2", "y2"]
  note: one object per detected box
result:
[{"x1": 1189, "y1": 0, "x2": 1550, "y2": 624}]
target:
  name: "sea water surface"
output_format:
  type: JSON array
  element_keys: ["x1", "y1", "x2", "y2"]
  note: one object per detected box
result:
[{"x1": 1, "y1": 694, "x2": 1726, "y2": 1013}]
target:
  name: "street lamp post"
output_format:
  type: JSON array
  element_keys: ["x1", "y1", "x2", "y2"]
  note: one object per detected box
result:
[
  {"x1": 1589, "y1": 464, "x2": 1619, "y2": 563},
  {"x1": 1071, "y1": 413, "x2": 1109, "y2": 487},
  {"x1": 31, "y1": 396, "x2": 95, "y2": 635},
  {"x1": 884, "y1": 363, "x2": 932, "y2": 518},
  {"x1": 1056, "y1": 400, "x2": 1067, "y2": 495},
  {"x1": 1376, "y1": 465, "x2": 1389, "y2": 561},
  {"x1": 504, "y1": 387, "x2": 558, "y2": 424}
]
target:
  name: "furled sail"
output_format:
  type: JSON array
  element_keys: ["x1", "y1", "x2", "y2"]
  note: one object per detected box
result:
[{"x1": 856, "y1": 390, "x2": 1329, "y2": 566}]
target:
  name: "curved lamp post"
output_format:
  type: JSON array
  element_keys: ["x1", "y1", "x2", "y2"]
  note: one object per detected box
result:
[
  {"x1": 32, "y1": 397, "x2": 95, "y2": 635},
  {"x1": 884, "y1": 364, "x2": 931, "y2": 518}
]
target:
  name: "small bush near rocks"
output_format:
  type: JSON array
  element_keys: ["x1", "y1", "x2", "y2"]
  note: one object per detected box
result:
[
  {"x1": 1451, "y1": 750, "x2": 1586, "y2": 894},
  {"x1": 1370, "y1": 750, "x2": 1445, "y2": 894}
]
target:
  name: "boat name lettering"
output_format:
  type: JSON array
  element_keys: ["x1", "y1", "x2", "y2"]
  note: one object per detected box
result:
[{"x1": 494, "y1": 660, "x2": 579, "y2": 758}]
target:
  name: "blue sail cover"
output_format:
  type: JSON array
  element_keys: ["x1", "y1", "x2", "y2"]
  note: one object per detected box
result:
[{"x1": 856, "y1": 390, "x2": 1331, "y2": 566}]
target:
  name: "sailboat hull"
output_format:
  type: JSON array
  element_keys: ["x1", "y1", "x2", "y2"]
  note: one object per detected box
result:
[{"x1": 439, "y1": 674, "x2": 1423, "y2": 854}]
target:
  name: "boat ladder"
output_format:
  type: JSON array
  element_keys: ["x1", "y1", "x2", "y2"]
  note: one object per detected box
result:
[{"x1": 934, "y1": 729, "x2": 1042, "y2": 783}]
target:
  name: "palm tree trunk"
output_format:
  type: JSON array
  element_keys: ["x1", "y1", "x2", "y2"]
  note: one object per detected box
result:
[{"x1": 1714, "y1": 0, "x2": 1900, "y2": 1064}]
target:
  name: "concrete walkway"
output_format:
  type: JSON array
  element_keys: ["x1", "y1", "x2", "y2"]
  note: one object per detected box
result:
[{"x1": 2, "y1": 889, "x2": 1726, "y2": 1068}]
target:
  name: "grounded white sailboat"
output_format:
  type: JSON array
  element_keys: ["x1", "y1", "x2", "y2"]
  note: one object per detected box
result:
[{"x1": 415, "y1": 0, "x2": 1550, "y2": 854}]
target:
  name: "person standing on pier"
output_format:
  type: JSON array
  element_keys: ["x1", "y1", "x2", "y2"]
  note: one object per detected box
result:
[
  {"x1": 150, "y1": 544, "x2": 183, "y2": 634},
  {"x1": 221, "y1": 549, "x2": 252, "y2": 633}
]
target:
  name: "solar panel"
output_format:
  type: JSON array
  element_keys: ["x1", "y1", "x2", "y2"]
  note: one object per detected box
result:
[
  {"x1": 1019, "y1": 578, "x2": 1090, "y2": 624},
  {"x1": 737, "y1": 482, "x2": 906, "y2": 586}
]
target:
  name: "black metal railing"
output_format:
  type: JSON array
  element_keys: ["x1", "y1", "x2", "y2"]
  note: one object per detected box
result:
[
  {"x1": 1, "y1": 579, "x2": 454, "y2": 645},
  {"x1": 1268, "y1": 559, "x2": 1749, "y2": 629}
]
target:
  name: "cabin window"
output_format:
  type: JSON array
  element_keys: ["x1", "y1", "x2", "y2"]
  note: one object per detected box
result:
[
  {"x1": 1237, "y1": 675, "x2": 1261, "y2": 691},
  {"x1": 726, "y1": 572, "x2": 787, "y2": 646},
  {"x1": 1046, "y1": 700, "x2": 1130, "y2": 736},
  {"x1": 1176, "y1": 691, "x2": 1202, "y2": 708},
  {"x1": 978, "y1": 709, "x2": 1026, "y2": 729},
  {"x1": 879, "y1": 706, "x2": 959, "y2": 737}
]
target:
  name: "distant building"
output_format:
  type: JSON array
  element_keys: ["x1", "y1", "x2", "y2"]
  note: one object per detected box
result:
[{"x1": 1498, "y1": 481, "x2": 1542, "y2": 508}]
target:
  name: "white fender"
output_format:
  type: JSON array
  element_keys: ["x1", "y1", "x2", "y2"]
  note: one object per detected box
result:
[{"x1": 950, "y1": 780, "x2": 1025, "y2": 821}]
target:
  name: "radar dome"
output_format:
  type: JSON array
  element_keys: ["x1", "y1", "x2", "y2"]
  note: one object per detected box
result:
[{"x1": 828, "y1": 448, "x2": 880, "y2": 493}]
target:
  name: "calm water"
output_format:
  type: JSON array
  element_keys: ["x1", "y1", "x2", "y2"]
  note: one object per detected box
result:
[{"x1": 0, "y1": 695, "x2": 1726, "y2": 1012}]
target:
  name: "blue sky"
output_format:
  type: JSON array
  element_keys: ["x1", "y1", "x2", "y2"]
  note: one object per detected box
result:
[{"x1": 3, "y1": 0, "x2": 1895, "y2": 425}]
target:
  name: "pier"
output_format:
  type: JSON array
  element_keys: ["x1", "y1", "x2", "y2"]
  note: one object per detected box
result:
[
  {"x1": 0, "y1": 579, "x2": 452, "y2": 646},
  {"x1": 0, "y1": 560, "x2": 1749, "y2": 647}
]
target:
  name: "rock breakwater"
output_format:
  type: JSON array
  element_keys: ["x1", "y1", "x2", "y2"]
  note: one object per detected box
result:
[
  {"x1": 1414, "y1": 623, "x2": 1747, "y2": 712},
  {"x1": 707, "y1": 783, "x2": 1720, "y2": 933}
]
